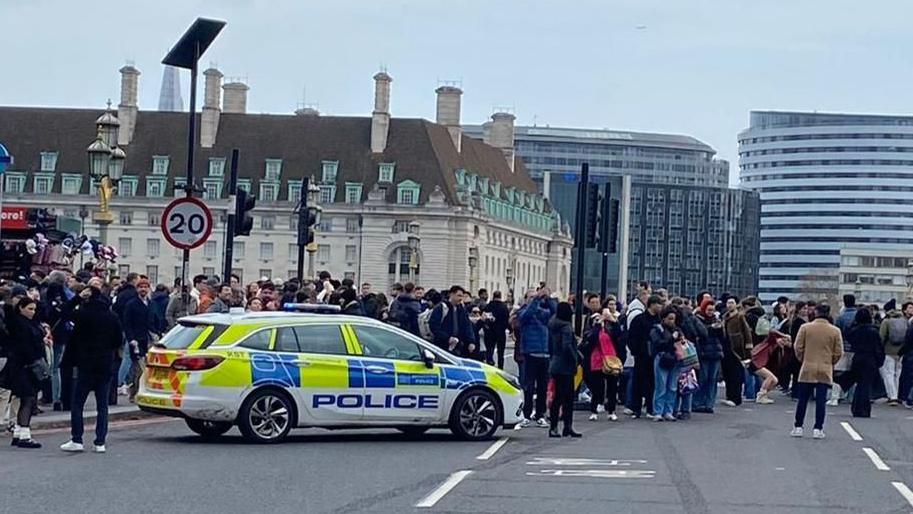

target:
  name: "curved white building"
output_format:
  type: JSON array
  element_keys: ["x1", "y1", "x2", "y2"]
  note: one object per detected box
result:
[{"x1": 740, "y1": 110, "x2": 913, "y2": 302}]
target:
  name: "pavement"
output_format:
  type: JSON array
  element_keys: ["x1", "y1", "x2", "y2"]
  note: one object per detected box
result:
[
  {"x1": 4, "y1": 392, "x2": 913, "y2": 514},
  {"x1": 26, "y1": 394, "x2": 146, "y2": 430}
]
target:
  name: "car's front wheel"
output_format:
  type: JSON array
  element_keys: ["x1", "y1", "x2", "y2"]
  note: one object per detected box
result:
[
  {"x1": 238, "y1": 389, "x2": 295, "y2": 444},
  {"x1": 185, "y1": 419, "x2": 233, "y2": 438},
  {"x1": 449, "y1": 389, "x2": 502, "y2": 440}
]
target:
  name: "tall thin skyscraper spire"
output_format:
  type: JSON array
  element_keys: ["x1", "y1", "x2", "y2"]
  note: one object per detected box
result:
[{"x1": 158, "y1": 65, "x2": 184, "y2": 112}]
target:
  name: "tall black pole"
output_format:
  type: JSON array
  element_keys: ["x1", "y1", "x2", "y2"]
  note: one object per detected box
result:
[
  {"x1": 223, "y1": 148, "x2": 239, "y2": 282},
  {"x1": 600, "y1": 181, "x2": 612, "y2": 300},
  {"x1": 296, "y1": 177, "x2": 309, "y2": 280},
  {"x1": 180, "y1": 42, "x2": 199, "y2": 303},
  {"x1": 573, "y1": 162, "x2": 589, "y2": 337}
]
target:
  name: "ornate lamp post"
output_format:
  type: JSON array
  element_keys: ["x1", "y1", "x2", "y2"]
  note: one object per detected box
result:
[
  {"x1": 505, "y1": 258, "x2": 515, "y2": 306},
  {"x1": 407, "y1": 220, "x2": 420, "y2": 284},
  {"x1": 305, "y1": 178, "x2": 321, "y2": 279},
  {"x1": 86, "y1": 104, "x2": 125, "y2": 244},
  {"x1": 468, "y1": 245, "x2": 479, "y2": 294}
]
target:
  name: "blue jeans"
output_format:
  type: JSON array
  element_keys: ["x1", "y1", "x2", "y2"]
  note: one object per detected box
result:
[
  {"x1": 117, "y1": 342, "x2": 131, "y2": 386},
  {"x1": 744, "y1": 366, "x2": 759, "y2": 400},
  {"x1": 51, "y1": 342, "x2": 64, "y2": 404},
  {"x1": 795, "y1": 382, "x2": 829, "y2": 430},
  {"x1": 694, "y1": 359, "x2": 721, "y2": 410},
  {"x1": 653, "y1": 356, "x2": 677, "y2": 416},
  {"x1": 623, "y1": 367, "x2": 634, "y2": 409},
  {"x1": 71, "y1": 372, "x2": 111, "y2": 446}
]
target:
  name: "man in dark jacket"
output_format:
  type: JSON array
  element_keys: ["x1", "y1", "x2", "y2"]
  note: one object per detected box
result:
[
  {"x1": 388, "y1": 282, "x2": 422, "y2": 336},
  {"x1": 429, "y1": 285, "x2": 477, "y2": 355},
  {"x1": 484, "y1": 291, "x2": 510, "y2": 369},
  {"x1": 43, "y1": 271, "x2": 78, "y2": 411},
  {"x1": 150, "y1": 285, "x2": 170, "y2": 334},
  {"x1": 59, "y1": 285, "x2": 123, "y2": 453},
  {"x1": 123, "y1": 279, "x2": 155, "y2": 402},
  {"x1": 628, "y1": 295, "x2": 663, "y2": 419}
]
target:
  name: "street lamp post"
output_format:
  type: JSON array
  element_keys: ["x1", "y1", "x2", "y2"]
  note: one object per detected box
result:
[
  {"x1": 306, "y1": 179, "x2": 321, "y2": 280},
  {"x1": 86, "y1": 104, "x2": 125, "y2": 245},
  {"x1": 505, "y1": 260, "x2": 514, "y2": 306},
  {"x1": 468, "y1": 246, "x2": 479, "y2": 294},
  {"x1": 407, "y1": 221, "x2": 420, "y2": 284}
]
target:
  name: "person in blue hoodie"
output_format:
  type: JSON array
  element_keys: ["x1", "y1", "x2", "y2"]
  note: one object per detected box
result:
[{"x1": 517, "y1": 288, "x2": 556, "y2": 428}]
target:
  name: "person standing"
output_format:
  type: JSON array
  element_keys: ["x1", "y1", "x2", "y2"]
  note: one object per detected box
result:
[
  {"x1": 123, "y1": 279, "x2": 154, "y2": 403},
  {"x1": 722, "y1": 297, "x2": 751, "y2": 407},
  {"x1": 841, "y1": 308, "x2": 884, "y2": 418},
  {"x1": 165, "y1": 286, "x2": 198, "y2": 330},
  {"x1": 516, "y1": 289, "x2": 556, "y2": 428},
  {"x1": 628, "y1": 295, "x2": 663, "y2": 419},
  {"x1": 388, "y1": 282, "x2": 422, "y2": 336},
  {"x1": 547, "y1": 302, "x2": 581, "y2": 438},
  {"x1": 651, "y1": 306, "x2": 681, "y2": 422},
  {"x1": 428, "y1": 286, "x2": 477, "y2": 356},
  {"x1": 581, "y1": 308, "x2": 625, "y2": 421},
  {"x1": 59, "y1": 285, "x2": 123, "y2": 453},
  {"x1": 693, "y1": 299, "x2": 724, "y2": 413},
  {"x1": 206, "y1": 284, "x2": 233, "y2": 314},
  {"x1": 6, "y1": 298, "x2": 47, "y2": 448},
  {"x1": 791, "y1": 304, "x2": 843, "y2": 439},
  {"x1": 483, "y1": 291, "x2": 510, "y2": 369},
  {"x1": 879, "y1": 303, "x2": 906, "y2": 405}
]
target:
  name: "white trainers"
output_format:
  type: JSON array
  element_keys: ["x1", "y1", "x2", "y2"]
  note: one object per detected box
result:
[
  {"x1": 60, "y1": 441, "x2": 84, "y2": 452},
  {"x1": 117, "y1": 385, "x2": 129, "y2": 396},
  {"x1": 790, "y1": 427, "x2": 804, "y2": 438},
  {"x1": 756, "y1": 393, "x2": 774, "y2": 405},
  {"x1": 826, "y1": 398, "x2": 839, "y2": 407},
  {"x1": 535, "y1": 417, "x2": 549, "y2": 428},
  {"x1": 622, "y1": 408, "x2": 634, "y2": 416},
  {"x1": 93, "y1": 445, "x2": 107, "y2": 453},
  {"x1": 596, "y1": 404, "x2": 605, "y2": 413},
  {"x1": 588, "y1": 413, "x2": 599, "y2": 421},
  {"x1": 515, "y1": 418, "x2": 531, "y2": 430},
  {"x1": 722, "y1": 400, "x2": 737, "y2": 408},
  {"x1": 607, "y1": 413, "x2": 619, "y2": 422},
  {"x1": 812, "y1": 429, "x2": 826, "y2": 440}
]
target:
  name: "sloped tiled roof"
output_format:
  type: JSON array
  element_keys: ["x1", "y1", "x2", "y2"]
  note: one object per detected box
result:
[{"x1": 0, "y1": 107, "x2": 538, "y2": 203}]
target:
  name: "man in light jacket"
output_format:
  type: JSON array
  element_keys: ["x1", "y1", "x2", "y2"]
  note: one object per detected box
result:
[{"x1": 791, "y1": 304, "x2": 843, "y2": 440}]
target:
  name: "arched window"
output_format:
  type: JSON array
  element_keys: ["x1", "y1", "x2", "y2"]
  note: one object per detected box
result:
[{"x1": 388, "y1": 246, "x2": 419, "y2": 286}]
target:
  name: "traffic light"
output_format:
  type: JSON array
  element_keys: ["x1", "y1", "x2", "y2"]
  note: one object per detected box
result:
[
  {"x1": 234, "y1": 187, "x2": 256, "y2": 236},
  {"x1": 297, "y1": 207, "x2": 318, "y2": 247},
  {"x1": 584, "y1": 184, "x2": 601, "y2": 248},
  {"x1": 608, "y1": 198, "x2": 620, "y2": 253}
]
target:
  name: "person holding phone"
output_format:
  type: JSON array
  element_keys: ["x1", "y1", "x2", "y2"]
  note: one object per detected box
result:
[{"x1": 651, "y1": 307, "x2": 681, "y2": 422}]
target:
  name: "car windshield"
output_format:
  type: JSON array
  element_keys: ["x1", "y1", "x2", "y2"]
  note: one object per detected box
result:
[{"x1": 158, "y1": 323, "x2": 224, "y2": 350}]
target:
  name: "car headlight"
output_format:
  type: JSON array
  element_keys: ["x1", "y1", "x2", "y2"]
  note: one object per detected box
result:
[{"x1": 497, "y1": 370, "x2": 522, "y2": 391}]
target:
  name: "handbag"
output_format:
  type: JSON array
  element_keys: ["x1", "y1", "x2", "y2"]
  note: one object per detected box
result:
[
  {"x1": 602, "y1": 356, "x2": 623, "y2": 376},
  {"x1": 678, "y1": 341, "x2": 700, "y2": 370},
  {"x1": 678, "y1": 369, "x2": 699, "y2": 395},
  {"x1": 27, "y1": 358, "x2": 51, "y2": 382}
]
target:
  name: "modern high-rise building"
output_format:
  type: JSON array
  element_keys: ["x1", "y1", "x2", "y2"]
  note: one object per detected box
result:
[
  {"x1": 467, "y1": 125, "x2": 759, "y2": 299},
  {"x1": 158, "y1": 65, "x2": 184, "y2": 112},
  {"x1": 739, "y1": 110, "x2": 913, "y2": 303}
]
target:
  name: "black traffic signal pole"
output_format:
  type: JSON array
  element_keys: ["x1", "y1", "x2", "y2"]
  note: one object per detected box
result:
[
  {"x1": 223, "y1": 148, "x2": 239, "y2": 282},
  {"x1": 600, "y1": 181, "x2": 612, "y2": 300},
  {"x1": 296, "y1": 177, "x2": 310, "y2": 280},
  {"x1": 573, "y1": 163, "x2": 589, "y2": 337}
]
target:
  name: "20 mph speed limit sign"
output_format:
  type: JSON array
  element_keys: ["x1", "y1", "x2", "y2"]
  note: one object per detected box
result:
[{"x1": 161, "y1": 197, "x2": 214, "y2": 250}]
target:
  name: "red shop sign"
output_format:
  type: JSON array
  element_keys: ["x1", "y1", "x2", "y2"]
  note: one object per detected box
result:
[{"x1": 1, "y1": 207, "x2": 28, "y2": 230}]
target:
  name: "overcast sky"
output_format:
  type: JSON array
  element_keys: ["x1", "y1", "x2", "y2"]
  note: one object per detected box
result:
[{"x1": 3, "y1": 0, "x2": 912, "y2": 185}]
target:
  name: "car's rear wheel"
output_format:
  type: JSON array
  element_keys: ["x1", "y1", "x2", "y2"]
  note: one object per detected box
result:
[
  {"x1": 397, "y1": 426, "x2": 430, "y2": 438},
  {"x1": 238, "y1": 389, "x2": 294, "y2": 444},
  {"x1": 449, "y1": 389, "x2": 502, "y2": 440},
  {"x1": 185, "y1": 419, "x2": 232, "y2": 438}
]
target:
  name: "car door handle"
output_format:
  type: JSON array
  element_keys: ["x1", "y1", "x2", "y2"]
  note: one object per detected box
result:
[{"x1": 365, "y1": 366, "x2": 390, "y2": 374}]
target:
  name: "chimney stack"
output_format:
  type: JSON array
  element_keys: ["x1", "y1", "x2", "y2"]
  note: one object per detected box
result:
[
  {"x1": 371, "y1": 71, "x2": 392, "y2": 154},
  {"x1": 489, "y1": 111, "x2": 516, "y2": 172},
  {"x1": 435, "y1": 85, "x2": 463, "y2": 152},
  {"x1": 117, "y1": 64, "x2": 140, "y2": 145},
  {"x1": 223, "y1": 81, "x2": 249, "y2": 114},
  {"x1": 200, "y1": 67, "x2": 223, "y2": 148}
]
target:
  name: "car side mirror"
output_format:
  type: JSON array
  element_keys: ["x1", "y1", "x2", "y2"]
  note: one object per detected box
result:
[{"x1": 421, "y1": 348, "x2": 436, "y2": 369}]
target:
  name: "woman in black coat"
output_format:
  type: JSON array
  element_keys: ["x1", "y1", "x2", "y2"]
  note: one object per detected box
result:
[
  {"x1": 7, "y1": 297, "x2": 47, "y2": 448},
  {"x1": 547, "y1": 302, "x2": 581, "y2": 438},
  {"x1": 844, "y1": 308, "x2": 884, "y2": 418}
]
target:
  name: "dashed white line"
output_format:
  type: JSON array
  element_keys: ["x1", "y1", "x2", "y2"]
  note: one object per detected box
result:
[
  {"x1": 476, "y1": 437, "x2": 509, "y2": 461},
  {"x1": 840, "y1": 422, "x2": 863, "y2": 441},
  {"x1": 416, "y1": 470, "x2": 473, "y2": 508},
  {"x1": 892, "y1": 482, "x2": 913, "y2": 508},
  {"x1": 862, "y1": 447, "x2": 891, "y2": 471}
]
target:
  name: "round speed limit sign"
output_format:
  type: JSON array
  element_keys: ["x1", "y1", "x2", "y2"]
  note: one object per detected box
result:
[{"x1": 161, "y1": 197, "x2": 214, "y2": 250}]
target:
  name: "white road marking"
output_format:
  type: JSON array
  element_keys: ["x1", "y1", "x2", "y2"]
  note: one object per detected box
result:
[
  {"x1": 526, "y1": 457, "x2": 647, "y2": 467},
  {"x1": 526, "y1": 469, "x2": 655, "y2": 479},
  {"x1": 862, "y1": 447, "x2": 891, "y2": 471},
  {"x1": 415, "y1": 470, "x2": 473, "y2": 508},
  {"x1": 840, "y1": 422, "x2": 863, "y2": 441},
  {"x1": 476, "y1": 437, "x2": 509, "y2": 461},
  {"x1": 892, "y1": 482, "x2": 913, "y2": 508},
  {"x1": 775, "y1": 467, "x2": 786, "y2": 471}
]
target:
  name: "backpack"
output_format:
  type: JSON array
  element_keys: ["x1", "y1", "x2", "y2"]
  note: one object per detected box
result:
[
  {"x1": 418, "y1": 303, "x2": 448, "y2": 342},
  {"x1": 886, "y1": 317, "x2": 907, "y2": 346},
  {"x1": 755, "y1": 316, "x2": 771, "y2": 337}
]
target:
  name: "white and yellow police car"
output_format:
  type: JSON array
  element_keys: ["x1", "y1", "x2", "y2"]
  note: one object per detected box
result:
[{"x1": 136, "y1": 306, "x2": 523, "y2": 443}]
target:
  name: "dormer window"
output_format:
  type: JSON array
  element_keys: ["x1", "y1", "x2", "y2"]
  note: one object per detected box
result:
[
  {"x1": 318, "y1": 185, "x2": 336, "y2": 204},
  {"x1": 237, "y1": 179, "x2": 251, "y2": 193},
  {"x1": 396, "y1": 180, "x2": 421, "y2": 205},
  {"x1": 208, "y1": 158, "x2": 226, "y2": 177},
  {"x1": 378, "y1": 163, "x2": 395, "y2": 183},
  {"x1": 40, "y1": 152, "x2": 58, "y2": 172},
  {"x1": 321, "y1": 161, "x2": 338, "y2": 183},
  {"x1": 203, "y1": 178, "x2": 223, "y2": 200},
  {"x1": 259, "y1": 182, "x2": 279, "y2": 202},
  {"x1": 118, "y1": 176, "x2": 138, "y2": 197},
  {"x1": 33, "y1": 174, "x2": 54, "y2": 195},
  {"x1": 345, "y1": 183, "x2": 363, "y2": 204},
  {"x1": 288, "y1": 181, "x2": 302, "y2": 202},
  {"x1": 152, "y1": 156, "x2": 170, "y2": 175},
  {"x1": 265, "y1": 159, "x2": 282, "y2": 181}
]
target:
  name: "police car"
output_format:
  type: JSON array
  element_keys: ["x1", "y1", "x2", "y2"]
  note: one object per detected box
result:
[{"x1": 136, "y1": 306, "x2": 523, "y2": 443}]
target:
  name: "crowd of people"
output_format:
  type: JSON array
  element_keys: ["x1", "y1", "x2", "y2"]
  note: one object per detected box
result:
[{"x1": 2, "y1": 265, "x2": 912, "y2": 448}]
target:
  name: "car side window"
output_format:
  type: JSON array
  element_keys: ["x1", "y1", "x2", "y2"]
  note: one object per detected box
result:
[
  {"x1": 293, "y1": 325, "x2": 347, "y2": 355},
  {"x1": 239, "y1": 329, "x2": 273, "y2": 351},
  {"x1": 275, "y1": 327, "x2": 300, "y2": 353},
  {"x1": 354, "y1": 325, "x2": 422, "y2": 361}
]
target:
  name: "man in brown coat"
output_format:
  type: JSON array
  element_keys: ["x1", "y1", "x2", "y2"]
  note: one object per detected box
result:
[
  {"x1": 721, "y1": 297, "x2": 753, "y2": 407},
  {"x1": 791, "y1": 303, "x2": 843, "y2": 440}
]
